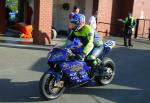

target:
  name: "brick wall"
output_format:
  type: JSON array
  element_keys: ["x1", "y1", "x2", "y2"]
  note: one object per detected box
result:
[
  {"x1": 109, "y1": 0, "x2": 150, "y2": 38},
  {"x1": 110, "y1": 0, "x2": 122, "y2": 36},
  {"x1": 97, "y1": 0, "x2": 134, "y2": 36},
  {"x1": 97, "y1": 0, "x2": 113, "y2": 36},
  {"x1": 133, "y1": 0, "x2": 150, "y2": 19},
  {"x1": 133, "y1": 0, "x2": 150, "y2": 38},
  {"x1": 0, "y1": 0, "x2": 6, "y2": 34},
  {"x1": 110, "y1": 0, "x2": 134, "y2": 36},
  {"x1": 32, "y1": 0, "x2": 53, "y2": 45},
  {"x1": 39, "y1": 0, "x2": 53, "y2": 44}
]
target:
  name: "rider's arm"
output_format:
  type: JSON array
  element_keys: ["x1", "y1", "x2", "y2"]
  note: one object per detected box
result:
[
  {"x1": 68, "y1": 32, "x2": 75, "y2": 41},
  {"x1": 62, "y1": 31, "x2": 75, "y2": 47}
]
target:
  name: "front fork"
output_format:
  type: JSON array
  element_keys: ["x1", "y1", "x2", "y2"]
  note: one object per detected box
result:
[{"x1": 47, "y1": 68, "x2": 64, "y2": 88}]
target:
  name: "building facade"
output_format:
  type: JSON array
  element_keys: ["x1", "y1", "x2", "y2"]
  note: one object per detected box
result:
[{"x1": 0, "y1": 0, "x2": 150, "y2": 45}]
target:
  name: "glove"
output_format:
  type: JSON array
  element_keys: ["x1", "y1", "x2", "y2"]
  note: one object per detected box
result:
[{"x1": 75, "y1": 53, "x2": 86, "y2": 61}]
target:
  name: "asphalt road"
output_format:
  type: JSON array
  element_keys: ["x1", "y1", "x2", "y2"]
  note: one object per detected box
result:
[{"x1": 0, "y1": 37, "x2": 150, "y2": 103}]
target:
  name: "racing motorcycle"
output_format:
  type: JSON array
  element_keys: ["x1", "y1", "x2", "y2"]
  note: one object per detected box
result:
[{"x1": 39, "y1": 40, "x2": 116, "y2": 100}]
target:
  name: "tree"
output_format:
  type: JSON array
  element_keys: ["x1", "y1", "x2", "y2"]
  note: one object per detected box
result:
[{"x1": 6, "y1": 0, "x2": 18, "y2": 12}]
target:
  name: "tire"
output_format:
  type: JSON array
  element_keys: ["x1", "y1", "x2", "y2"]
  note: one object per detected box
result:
[
  {"x1": 95, "y1": 57, "x2": 115, "y2": 86},
  {"x1": 39, "y1": 73, "x2": 65, "y2": 100}
]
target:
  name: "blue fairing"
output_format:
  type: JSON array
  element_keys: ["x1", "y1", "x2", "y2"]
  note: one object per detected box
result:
[
  {"x1": 46, "y1": 68, "x2": 54, "y2": 74},
  {"x1": 46, "y1": 40, "x2": 115, "y2": 86},
  {"x1": 60, "y1": 61, "x2": 91, "y2": 85},
  {"x1": 72, "y1": 47, "x2": 83, "y2": 54},
  {"x1": 103, "y1": 40, "x2": 116, "y2": 54},
  {"x1": 48, "y1": 48, "x2": 68, "y2": 62},
  {"x1": 46, "y1": 68, "x2": 63, "y2": 82}
]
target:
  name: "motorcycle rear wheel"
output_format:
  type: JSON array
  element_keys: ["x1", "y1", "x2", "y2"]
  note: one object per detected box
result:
[
  {"x1": 95, "y1": 57, "x2": 115, "y2": 86},
  {"x1": 39, "y1": 73, "x2": 65, "y2": 100}
]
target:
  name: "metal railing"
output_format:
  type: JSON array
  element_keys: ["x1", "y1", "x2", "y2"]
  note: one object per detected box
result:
[
  {"x1": 98, "y1": 19, "x2": 150, "y2": 40},
  {"x1": 135, "y1": 19, "x2": 150, "y2": 40},
  {"x1": 97, "y1": 21, "x2": 124, "y2": 36}
]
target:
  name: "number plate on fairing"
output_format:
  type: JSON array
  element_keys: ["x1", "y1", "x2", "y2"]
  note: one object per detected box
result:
[{"x1": 104, "y1": 40, "x2": 116, "y2": 49}]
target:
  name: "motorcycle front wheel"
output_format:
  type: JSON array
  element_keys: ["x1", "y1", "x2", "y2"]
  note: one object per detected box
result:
[
  {"x1": 95, "y1": 57, "x2": 115, "y2": 86},
  {"x1": 39, "y1": 73, "x2": 65, "y2": 100}
]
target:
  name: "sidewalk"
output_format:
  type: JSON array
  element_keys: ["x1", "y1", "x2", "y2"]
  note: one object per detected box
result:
[
  {"x1": 0, "y1": 34, "x2": 150, "y2": 50},
  {"x1": 106, "y1": 36, "x2": 150, "y2": 50}
]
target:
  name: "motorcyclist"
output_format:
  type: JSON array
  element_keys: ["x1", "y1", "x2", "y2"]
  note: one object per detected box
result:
[
  {"x1": 66, "y1": 13, "x2": 103, "y2": 67},
  {"x1": 118, "y1": 13, "x2": 136, "y2": 46}
]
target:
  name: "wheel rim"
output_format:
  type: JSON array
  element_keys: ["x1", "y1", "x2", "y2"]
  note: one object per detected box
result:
[
  {"x1": 101, "y1": 67, "x2": 114, "y2": 83},
  {"x1": 48, "y1": 78, "x2": 61, "y2": 94},
  {"x1": 42, "y1": 75, "x2": 62, "y2": 98}
]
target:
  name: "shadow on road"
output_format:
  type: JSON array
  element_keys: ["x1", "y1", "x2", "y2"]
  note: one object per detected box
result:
[
  {"x1": 0, "y1": 79, "x2": 43, "y2": 102},
  {"x1": 0, "y1": 78, "x2": 146, "y2": 103},
  {"x1": 65, "y1": 86, "x2": 145, "y2": 103}
]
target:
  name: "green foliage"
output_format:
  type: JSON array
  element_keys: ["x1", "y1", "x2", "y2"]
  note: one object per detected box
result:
[{"x1": 6, "y1": 0, "x2": 18, "y2": 12}]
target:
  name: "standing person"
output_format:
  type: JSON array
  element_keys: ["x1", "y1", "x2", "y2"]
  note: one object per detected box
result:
[
  {"x1": 88, "y1": 11, "x2": 98, "y2": 31},
  {"x1": 67, "y1": 6, "x2": 80, "y2": 46},
  {"x1": 118, "y1": 13, "x2": 136, "y2": 47},
  {"x1": 68, "y1": 6, "x2": 80, "y2": 36},
  {"x1": 6, "y1": 5, "x2": 12, "y2": 26},
  {"x1": 25, "y1": 2, "x2": 33, "y2": 25}
]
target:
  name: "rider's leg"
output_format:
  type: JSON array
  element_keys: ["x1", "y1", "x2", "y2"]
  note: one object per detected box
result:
[{"x1": 87, "y1": 46, "x2": 104, "y2": 67}]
